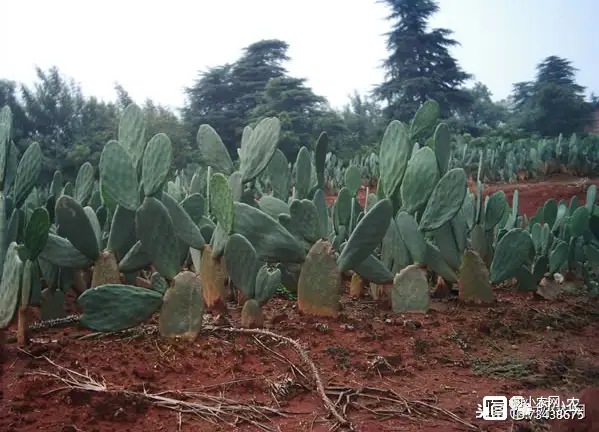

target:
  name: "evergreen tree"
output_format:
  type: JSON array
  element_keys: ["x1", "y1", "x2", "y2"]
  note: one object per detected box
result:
[
  {"x1": 249, "y1": 76, "x2": 327, "y2": 160},
  {"x1": 510, "y1": 56, "x2": 593, "y2": 136},
  {"x1": 373, "y1": 0, "x2": 472, "y2": 122}
]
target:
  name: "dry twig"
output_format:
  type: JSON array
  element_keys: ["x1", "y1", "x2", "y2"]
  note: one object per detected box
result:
[
  {"x1": 205, "y1": 326, "x2": 351, "y2": 428},
  {"x1": 26, "y1": 354, "x2": 285, "y2": 431},
  {"x1": 325, "y1": 385, "x2": 480, "y2": 430}
]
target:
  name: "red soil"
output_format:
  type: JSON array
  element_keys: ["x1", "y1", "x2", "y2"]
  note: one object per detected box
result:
[
  {"x1": 327, "y1": 176, "x2": 599, "y2": 220},
  {"x1": 3, "y1": 286, "x2": 599, "y2": 432}
]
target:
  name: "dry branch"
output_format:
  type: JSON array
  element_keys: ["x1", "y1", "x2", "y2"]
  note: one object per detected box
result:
[
  {"x1": 205, "y1": 325, "x2": 351, "y2": 427},
  {"x1": 26, "y1": 354, "x2": 286, "y2": 431}
]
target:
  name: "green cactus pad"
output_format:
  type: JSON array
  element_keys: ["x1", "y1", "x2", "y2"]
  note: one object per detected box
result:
[
  {"x1": 209, "y1": 173, "x2": 234, "y2": 234},
  {"x1": 419, "y1": 168, "x2": 468, "y2": 232},
  {"x1": 14, "y1": 142, "x2": 43, "y2": 208},
  {"x1": 135, "y1": 197, "x2": 180, "y2": 279},
  {"x1": 297, "y1": 240, "x2": 341, "y2": 318},
  {"x1": 431, "y1": 223, "x2": 462, "y2": 270},
  {"x1": 586, "y1": 185, "x2": 597, "y2": 212},
  {"x1": 159, "y1": 271, "x2": 204, "y2": 341},
  {"x1": 55, "y1": 195, "x2": 100, "y2": 261},
  {"x1": 432, "y1": 123, "x2": 451, "y2": 176},
  {"x1": 0, "y1": 242, "x2": 24, "y2": 327},
  {"x1": 490, "y1": 228, "x2": 535, "y2": 283},
  {"x1": 294, "y1": 147, "x2": 312, "y2": 200},
  {"x1": 149, "y1": 272, "x2": 167, "y2": 295},
  {"x1": 142, "y1": 133, "x2": 173, "y2": 197},
  {"x1": 400, "y1": 146, "x2": 439, "y2": 214},
  {"x1": 379, "y1": 120, "x2": 412, "y2": 199},
  {"x1": 0, "y1": 105, "x2": 12, "y2": 181},
  {"x1": 515, "y1": 266, "x2": 538, "y2": 292},
  {"x1": 118, "y1": 241, "x2": 152, "y2": 273},
  {"x1": 344, "y1": 165, "x2": 362, "y2": 196},
  {"x1": 409, "y1": 100, "x2": 440, "y2": 141},
  {"x1": 289, "y1": 199, "x2": 322, "y2": 243},
  {"x1": 74, "y1": 162, "x2": 95, "y2": 205},
  {"x1": 258, "y1": 195, "x2": 290, "y2": 219},
  {"x1": 161, "y1": 192, "x2": 206, "y2": 250},
  {"x1": 232, "y1": 202, "x2": 304, "y2": 263},
  {"x1": 332, "y1": 187, "x2": 352, "y2": 232},
  {"x1": 83, "y1": 206, "x2": 102, "y2": 248},
  {"x1": 470, "y1": 224, "x2": 493, "y2": 268},
  {"x1": 337, "y1": 198, "x2": 393, "y2": 272},
  {"x1": 118, "y1": 103, "x2": 148, "y2": 168},
  {"x1": 180, "y1": 193, "x2": 206, "y2": 226},
  {"x1": 196, "y1": 124, "x2": 234, "y2": 175},
  {"x1": 39, "y1": 233, "x2": 94, "y2": 269},
  {"x1": 314, "y1": 132, "x2": 328, "y2": 190},
  {"x1": 395, "y1": 212, "x2": 426, "y2": 264},
  {"x1": 484, "y1": 191, "x2": 508, "y2": 230},
  {"x1": 239, "y1": 117, "x2": 281, "y2": 183},
  {"x1": 353, "y1": 254, "x2": 394, "y2": 284},
  {"x1": 424, "y1": 241, "x2": 458, "y2": 283},
  {"x1": 543, "y1": 199, "x2": 558, "y2": 228},
  {"x1": 50, "y1": 170, "x2": 63, "y2": 198},
  {"x1": 224, "y1": 233, "x2": 260, "y2": 299},
  {"x1": 99, "y1": 141, "x2": 140, "y2": 211},
  {"x1": 107, "y1": 205, "x2": 137, "y2": 261},
  {"x1": 78, "y1": 284, "x2": 163, "y2": 332},
  {"x1": 227, "y1": 171, "x2": 243, "y2": 202},
  {"x1": 549, "y1": 240, "x2": 568, "y2": 273},
  {"x1": 391, "y1": 265, "x2": 430, "y2": 313},
  {"x1": 266, "y1": 149, "x2": 290, "y2": 201},
  {"x1": 458, "y1": 250, "x2": 494, "y2": 303},
  {"x1": 23, "y1": 207, "x2": 50, "y2": 261},
  {"x1": 255, "y1": 265, "x2": 281, "y2": 306},
  {"x1": 312, "y1": 189, "x2": 329, "y2": 238},
  {"x1": 570, "y1": 206, "x2": 590, "y2": 238}
]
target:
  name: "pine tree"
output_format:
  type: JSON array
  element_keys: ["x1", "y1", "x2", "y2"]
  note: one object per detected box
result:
[
  {"x1": 511, "y1": 56, "x2": 592, "y2": 136},
  {"x1": 373, "y1": 0, "x2": 472, "y2": 122}
]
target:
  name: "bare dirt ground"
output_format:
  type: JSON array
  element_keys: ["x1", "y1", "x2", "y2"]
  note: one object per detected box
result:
[{"x1": 3, "y1": 176, "x2": 599, "y2": 432}]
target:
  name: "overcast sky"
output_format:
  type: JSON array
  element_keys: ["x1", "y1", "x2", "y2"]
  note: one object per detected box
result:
[{"x1": 2, "y1": 0, "x2": 597, "y2": 112}]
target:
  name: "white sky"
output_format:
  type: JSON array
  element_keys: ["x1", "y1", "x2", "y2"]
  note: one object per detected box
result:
[{"x1": 2, "y1": 0, "x2": 597, "y2": 112}]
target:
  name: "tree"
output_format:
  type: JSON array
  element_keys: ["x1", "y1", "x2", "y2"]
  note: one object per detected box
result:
[
  {"x1": 450, "y1": 82, "x2": 510, "y2": 136},
  {"x1": 0, "y1": 79, "x2": 29, "y2": 142},
  {"x1": 373, "y1": 0, "x2": 472, "y2": 122},
  {"x1": 182, "y1": 64, "x2": 239, "y2": 155},
  {"x1": 231, "y1": 39, "x2": 289, "y2": 122},
  {"x1": 113, "y1": 83, "x2": 134, "y2": 111},
  {"x1": 510, "y1": 56, "x2": 593, "y2": 136},
  {"x1": 249, "y1": 76, "x2": 327, "y2": 160},
  {"x1": 18, "y1": 66, "x2": 88, "y2": 181},
  {"x1": 182, "y1": 39, "x2": 291, "y2": 157},
  {"x1": 143, "y1": 99, "x2": 193, "y2": 170}
]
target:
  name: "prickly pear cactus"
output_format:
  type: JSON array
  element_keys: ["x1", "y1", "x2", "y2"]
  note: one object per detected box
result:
[
  {"x1": 200, "y1": 245, "x2": 228, "y2": 313},
  {"x1": 241, "y1": 299, "x2": 263, "y2": 328},
  {"x1": 159, "y1": 271, "x2": 204, "y2": 341},
  {"x1": 297, "y1": 239, "x2": 341, "y2": 318},
  {"x1": 458, "y1": 250, "x2": 494, "y2": 303},
  {"x1": 390, "y1": 264, "x2": 429, "y2": 313},
  {"x1": 0, "y1": 243, "x2": 24, "y2": 328}
]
